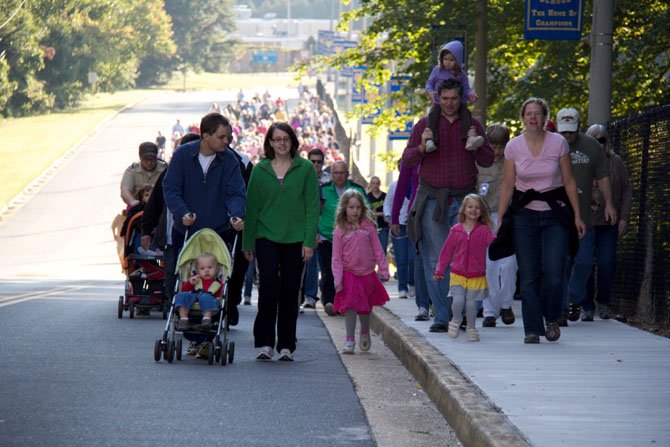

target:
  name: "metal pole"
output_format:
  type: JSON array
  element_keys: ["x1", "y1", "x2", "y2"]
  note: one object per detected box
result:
[
  {"x1": 473, "y1": 0, "x2": 488, "y2": 125},
  {"x1": 587, "y1": 0, "x2": 614, "y2": 125}
]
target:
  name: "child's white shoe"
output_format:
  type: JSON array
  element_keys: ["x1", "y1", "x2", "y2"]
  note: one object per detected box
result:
[
  {"x1": 341, "y1": 340, "x2": 355, "y2": 354},
  {"x1": 448, "y1": 321, "x2": 460, "y2": 339},
  {"x1": 465, "y1": 135, "x2": 484, "y2": 151},
  {"x1": 467, "y1": 328, "x2": 480, "y2": 342},
  {"x1": 359, "y1": 331, "x2": 371, "y2": 351}
]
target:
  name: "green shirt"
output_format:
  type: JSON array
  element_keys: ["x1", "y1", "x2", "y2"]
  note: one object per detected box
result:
[
  {"x1": 568, "y1": 132, "x2": 610, "y2": 229},
  {"x1": 243, "y1": 156, "x2": 320, "y2": 252}
]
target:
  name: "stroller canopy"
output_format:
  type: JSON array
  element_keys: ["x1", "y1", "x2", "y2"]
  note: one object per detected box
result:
[{"x1": 175, "y1": 229, "x2": 232, "y2": 279}]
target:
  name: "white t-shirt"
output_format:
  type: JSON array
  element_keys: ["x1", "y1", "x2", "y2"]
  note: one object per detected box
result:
[
  {"x1": 198, "y1": 153, "x2": 216, "y2": 175},
  {"x1": 504, "y1": 131, "x2": 569, "y2": 211}
]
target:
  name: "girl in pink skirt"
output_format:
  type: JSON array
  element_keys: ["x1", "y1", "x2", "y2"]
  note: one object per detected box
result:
[{"x1": 332, "y1": 189, "x2": 390, "y2": 354}]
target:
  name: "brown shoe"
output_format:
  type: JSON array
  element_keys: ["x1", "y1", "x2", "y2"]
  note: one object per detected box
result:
[
  {"x1": 482, "y1": 317, "x2": 496, "y2": 327},
  {"x1": 500, "y1": 308, "x2": 515, "y2": 325}
]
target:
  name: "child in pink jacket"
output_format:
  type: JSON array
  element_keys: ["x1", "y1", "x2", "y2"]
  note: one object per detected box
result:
[
  {"x1": 333, "y1": 189, "x2": 390, "y2": 354},
  {"x1": 434, "y1": 194, "x2": 495, "y2": 341}
]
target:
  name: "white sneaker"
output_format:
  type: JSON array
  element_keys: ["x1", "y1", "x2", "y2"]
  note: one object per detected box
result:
[
  {"x1": 341, "y1": 340, "x2": 355, "y2": 354},
  {"x1": 398, "y1": 290, "x2": 408, "y2": 299},
  {"x1": 359, "y1": 332, "x2": 371, "y2": 351},
  {"x1": 408, "y1": 285, "x2": 415, "y2": 298},
  {"x1": 278, "y1": 348, "x2": 294, "y2": 361},
  {"x1": 302, "y1": 297, "x2": 316, "y2": 309},
  {"x1": 425, "y1": 139, "x2": 437, "y2": 153},
  {"x1": 243, "y1": 296, "x2": 252, "y2": 305},
  {"x1": 256, "y1": 346, "x2": 274, "y2": 361},
  {"x1": 465, "y1": 135, "x2": 484, "y2": 151}
]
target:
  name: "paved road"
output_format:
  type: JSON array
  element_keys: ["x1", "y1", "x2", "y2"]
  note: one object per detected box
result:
[{"x1": 0, "y1": 89, "x2": 460, "y2": 447}]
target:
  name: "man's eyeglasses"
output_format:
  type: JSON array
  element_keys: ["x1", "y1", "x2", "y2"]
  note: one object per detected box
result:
[
  {"x1": 332, "y1": 171, "x2": 348, "y2": 176},
  {"x1": 272, "y1": 137, "x2": 291, "y2": 144},
  {"x1": 596, "y1": 137, "x2": 607, "y2": 144},
  {"x1": 309, "y1": 159, "x2": 324, "y2": 164}
]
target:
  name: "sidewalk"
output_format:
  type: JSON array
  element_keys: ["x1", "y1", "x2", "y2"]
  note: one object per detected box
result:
[{"x1": 368, "y1": 282, "x2": 670, "y2": 447}]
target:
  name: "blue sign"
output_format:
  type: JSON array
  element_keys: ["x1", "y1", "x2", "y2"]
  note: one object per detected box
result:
[
  {"x1": 388, "y1": 76, "x2": 413, "y2": 140},
  {"x1": 335, "y1": 39, "x2": 358, "y2": 77},
  {"x1": 317, "y1": 30, "x2": 336, "y2": 56},
  {"x1": 251, "y1": 50, "x2": 278, "y2": 64},
  {"x1": 524, "y1": 0, "x2": 584, "y2": 40}
]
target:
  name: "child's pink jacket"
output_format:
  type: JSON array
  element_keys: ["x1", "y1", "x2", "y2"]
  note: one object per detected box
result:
[
  {"x1": 332, "y1": 219, "x2": 389, "y2": 291},
  {"x1": 434, "y1": 222, "x2": 495, "y2": 278}
]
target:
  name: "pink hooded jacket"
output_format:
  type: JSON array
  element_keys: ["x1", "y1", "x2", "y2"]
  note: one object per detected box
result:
[{"x1": 434, "y1": 222, "x2": 495, "y2": 278}]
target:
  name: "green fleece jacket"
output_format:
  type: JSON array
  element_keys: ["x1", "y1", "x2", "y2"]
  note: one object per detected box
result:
[
  {"x1": 243, "y1": 156, "x2": 320, "y2": 251},
  {"x1": 318, "y1": 180, "x2": 367, "y2": 241}
]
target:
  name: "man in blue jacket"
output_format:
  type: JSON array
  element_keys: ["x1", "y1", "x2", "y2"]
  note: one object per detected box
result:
[{"x1": 163, "y1": 113, "x2": 246, "y2": 324}]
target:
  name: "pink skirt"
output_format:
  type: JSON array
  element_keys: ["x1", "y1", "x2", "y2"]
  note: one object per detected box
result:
[{"x1": 334, "y1": 270, "x2": 390, "y2": 314}]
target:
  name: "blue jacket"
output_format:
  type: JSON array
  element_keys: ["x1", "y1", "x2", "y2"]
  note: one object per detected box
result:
[{"x1": 163, "y1": 141, "x2": 246, "y2": 235}]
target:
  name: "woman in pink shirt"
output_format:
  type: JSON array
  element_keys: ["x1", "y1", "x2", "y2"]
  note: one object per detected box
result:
[
  {"x1": 498, "y1": 98, "x2": 585, "y2": 344},
  {"x1": 332, "y1": 190, "x2": 390, "y2": 354}
]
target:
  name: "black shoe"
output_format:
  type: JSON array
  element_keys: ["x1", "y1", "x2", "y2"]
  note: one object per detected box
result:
[
  {"x1": 568, "y1": 302, "x2": 581, "y2": 321},
  {"x1": 227, "y1": 304, "x2": 239, "y2": 326},
  {"x1": 482, "y1": 317, "x2": 496, "y2": 327},
  {"x1": 200, "y1": 318, "x2": 212, "y2": 331},
  {"x1": 476, "y1": 308, "x2": 484, "y2": 318},
  {"x1": 500, "y1": 308, "x2": 515, "y2": 325},
  {"x1": 524, "y1": 333, "x2": 540, "y2": 344},
  {"x1": 175, "y1": 319, "x2": 189, "y2": 331},
  {"x1": 429, "y1": 323, "x2": 448, "y2": 333},
  {"x1": 545, "y1": 321, "x2": 561, "y2": 342}
]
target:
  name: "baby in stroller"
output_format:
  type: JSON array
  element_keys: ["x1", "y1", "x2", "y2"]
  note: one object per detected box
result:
[{"x1": 175, "y1": 252, "x2": 222, "y2": 331}]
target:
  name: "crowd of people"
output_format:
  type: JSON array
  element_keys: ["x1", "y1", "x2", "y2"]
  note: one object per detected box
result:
[{"x1": 117, "y1": 42, "x2": 632, "y2": 359}]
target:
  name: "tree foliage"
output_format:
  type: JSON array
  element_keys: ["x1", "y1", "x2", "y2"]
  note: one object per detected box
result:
[{"x1": 303, "y1": 0, "x2": 669, "y2": 130}]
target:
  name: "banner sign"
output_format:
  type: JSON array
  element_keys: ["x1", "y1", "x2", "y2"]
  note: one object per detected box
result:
[
  {"x1": 524, "y1": 0, "x2": 584, "y2": 40},
  {"x1": 317, "y1": 30, "x2": 336, "y2": 56},
  {"x1": 388, "y1": 76, "x2": 413, "y2": 140}
]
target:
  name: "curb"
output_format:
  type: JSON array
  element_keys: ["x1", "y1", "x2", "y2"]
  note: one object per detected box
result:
[{"x1": 371, "y1": 305, "x2": 533, "y2": 447}]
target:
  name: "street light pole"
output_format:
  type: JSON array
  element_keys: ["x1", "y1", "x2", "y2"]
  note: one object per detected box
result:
[{"x1": 588, "y1": 0, "x2": 614, "y2": 125}]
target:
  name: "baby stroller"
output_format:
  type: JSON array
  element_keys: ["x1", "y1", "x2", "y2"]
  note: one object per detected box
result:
[
  {"x1": 154, "y1": 228, "x2": 236, "y2": 366},
  {"x1": 117, "y1": 210, "x2": 168, "y2": 319}
]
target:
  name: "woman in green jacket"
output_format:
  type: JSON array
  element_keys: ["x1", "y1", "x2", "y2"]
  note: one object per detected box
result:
[{"x1": 243, "y1": 122, "x2": 320, "y2": 361}]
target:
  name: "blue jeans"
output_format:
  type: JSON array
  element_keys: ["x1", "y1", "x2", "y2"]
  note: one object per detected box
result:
[
  {"x1": 378, "y1": 227, "x2": 389, "y2": 255},
  {"x1": 418, "y1": 197, "x2": 461, "y2": 326},
  {"x1": 303, "y1": 250, "x2": 319, "y2": 300},
  {"x1": 244, "y1": 254, "x2": 255, "y2": 298},
  {"x1": 390, "y1": 225, "x2": 414, "y2": 293},
  {"x1": 581, "y1": 225, "x2": 619, "y2": 311},
  {"x1": 413, "y1": 246, "x2": 430, "y2": 311},
  {"x1": 513, "y1": 208, "x2": 569, "y2": 336},
  {"x1": 174, "y1": 291, "x2": 219, "y2": 315}
]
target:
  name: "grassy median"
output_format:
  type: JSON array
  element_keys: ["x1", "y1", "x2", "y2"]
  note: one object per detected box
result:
[{"x1": 0, "y1": 72, "x2": 301, "y2": 211}]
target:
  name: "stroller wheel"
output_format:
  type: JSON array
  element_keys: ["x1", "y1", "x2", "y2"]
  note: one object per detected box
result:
[
  {"x1": 206, "y1": 342, "x2": 215, "y2": 365},
  {"x1": 153, "y1": 339, "x2": 162, "y2": 362},
  {"x1": 220, "y1": 341, "x2": 228, "y2": 366},
  {"x1": 165, "y1": 340, "x2": 175, "y2": 363},
  {"x1": 176, "y1": 339, "x2": 182, "y2": 361},
  {"x1": 129, "y1": 301, "x2": 135, "y2": 319},
  {"x1": 117, "y1": 297, "x2": 124, "y2": 319},
  {"x1": 228, "y1": 341, "x2": 235, "y2": 364},
  {"x1": 213, "y1": 336, "x2": 221, "y2": 363}
]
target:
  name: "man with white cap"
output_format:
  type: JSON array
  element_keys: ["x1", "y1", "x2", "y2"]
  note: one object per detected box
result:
[{"x1": 556, "y1": 107, "x2": 617, "y2": 324}]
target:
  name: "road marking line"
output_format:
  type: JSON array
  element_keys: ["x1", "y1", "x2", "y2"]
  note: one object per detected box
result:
[{"x1": 0, "y1": 286, "x2": 87, "y2": 308}]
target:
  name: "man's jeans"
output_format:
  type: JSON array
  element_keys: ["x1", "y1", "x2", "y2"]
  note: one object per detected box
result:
[
  {"x1": 570, "y1": 225, "x2": 618, "y2": 311},
  {"x1": 303, "y1": 251, "x2": 319, "y2": 300},
  {"x1": 390, "y1": 225, "x2": 414, "y2": 293},
  {"x1": 378, "y1": 227, "x2": 389, "y2": 255},
  {"x1": 513, "y1": 208, "x2": 568, "y2": 336},
  {"x1": 418, "y1": 197, "x2": 461, "y2": 326}
]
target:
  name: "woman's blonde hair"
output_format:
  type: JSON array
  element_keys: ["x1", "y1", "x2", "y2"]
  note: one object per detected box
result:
[
  {"x1": 458, "y1": 194, "x2": 493, "y2": 228},
  {"x1": 335, "y1": 189, "x2": 376, "y2": 229}
]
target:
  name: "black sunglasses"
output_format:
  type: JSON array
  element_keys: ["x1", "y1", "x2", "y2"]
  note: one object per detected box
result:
[{"x1": 596, "y1": 137, "x2": 607, "y2": 144}]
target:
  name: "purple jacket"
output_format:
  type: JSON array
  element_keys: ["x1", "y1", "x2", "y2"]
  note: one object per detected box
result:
[
  {"x1": 391, "y1": 163, "x2": 420, "y2": 225},
  {"x1": 425, "y1": 40, "x2": 474, "y2": 105},
  {"x1": 434, "y1": 222, "x2": 495, "y2": 278}
]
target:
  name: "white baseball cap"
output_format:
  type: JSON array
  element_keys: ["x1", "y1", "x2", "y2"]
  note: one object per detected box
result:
[{"x1": 556, "y1": 108, "x2": 580, "y2": 132}]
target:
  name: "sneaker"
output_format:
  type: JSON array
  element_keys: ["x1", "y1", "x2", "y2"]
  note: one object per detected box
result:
[
  {"x1": 278, "y1": 349, "x2": 294, "y2": 361},
  {"x1": 500, "y1": 307, "x2": 515, "y2": 325},
  {"x1": 415, "y1": 307, "x2": 430, "y2": 321},
  {"x1": 482, "y1": 316, "x2": 496, "y2": 327},
  {"x1": 408, "y1": 285, "x2": 416, "y2": 298},
  {"x1": 324, "y1": 302, "x2": 336, "y2": 316},
  {"x1": 429, "y1": 323, "x2": 448, "y2": 333},
  {"x1": 195, "y1": 343, "x2": 210, "y2": 359},
  {"x1": 359, "y1": 331, "x2": 371, "y2": 351},
  {"x1": 557, "y1": 314, "x2": 569, "y2": 327},
  {"x1": 398, "y1": 290, "x2": 408, "y2": 299},
  {"x1": 598, "y1": 304, "x2": 612, "y2": 320},
  {"x1": 448, "y1": 321, "x2": 460, "y2": 339},
  {"x1": 568, "y1": 302, "x2": 581, "y2": 321},
  {"x1": 243, "y1": 296, "x2": 252, "y2": 305},
  {"x1": 302, "y1": 297, "x2": 316, "y2": 309},
  {"x1": 186, "y1": 342, "x2": 198, "y2": 355},
  {"x1": 175, "y1": 318, "x2": 189, "y2": 331},
  {"x1": 465, "y1": 135, "x2": 484, "y2": 151},
  {"x1": 581, "y1": 310, "x2": 594, "y2": 322},
  {"x1": 200, "y1": 318, "x2": 212, "y2": 331},
  {"x1": 341, "y1": 340, "x2": 355, "y2": 355},
  {"x1": 545, "y1": 321, "x2": 561, "y2": 342},
  {"x1": 425, "y1": 139, "x2": 437, "y2": 153},
  {"x1": 467, "y1": 328, "x2": 480, "y2": 342},
  {"x1": 256, "y1": 346, "x2": 274, "y2": 361},
  {"x1": 524, "y1": 333, "x2": 540, "y2": 344}
]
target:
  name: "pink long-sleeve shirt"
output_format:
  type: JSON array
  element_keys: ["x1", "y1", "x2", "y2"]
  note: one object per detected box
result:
[
  {"x1": 332, "y1": 220, "x2": 390, "y2": 291},
  {"x1": 434, "y1": 222, "x2": 496, "y2": 278}
]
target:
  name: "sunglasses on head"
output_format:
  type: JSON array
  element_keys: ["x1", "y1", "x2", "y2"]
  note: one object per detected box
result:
[{"x1": 596, "y1": 137, "x2": 607, "y2": 144}]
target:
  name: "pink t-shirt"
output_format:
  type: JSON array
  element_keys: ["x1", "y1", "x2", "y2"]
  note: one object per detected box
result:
[{"x1": 504, "y1": 131, "x2": 569, "y2": 211}]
